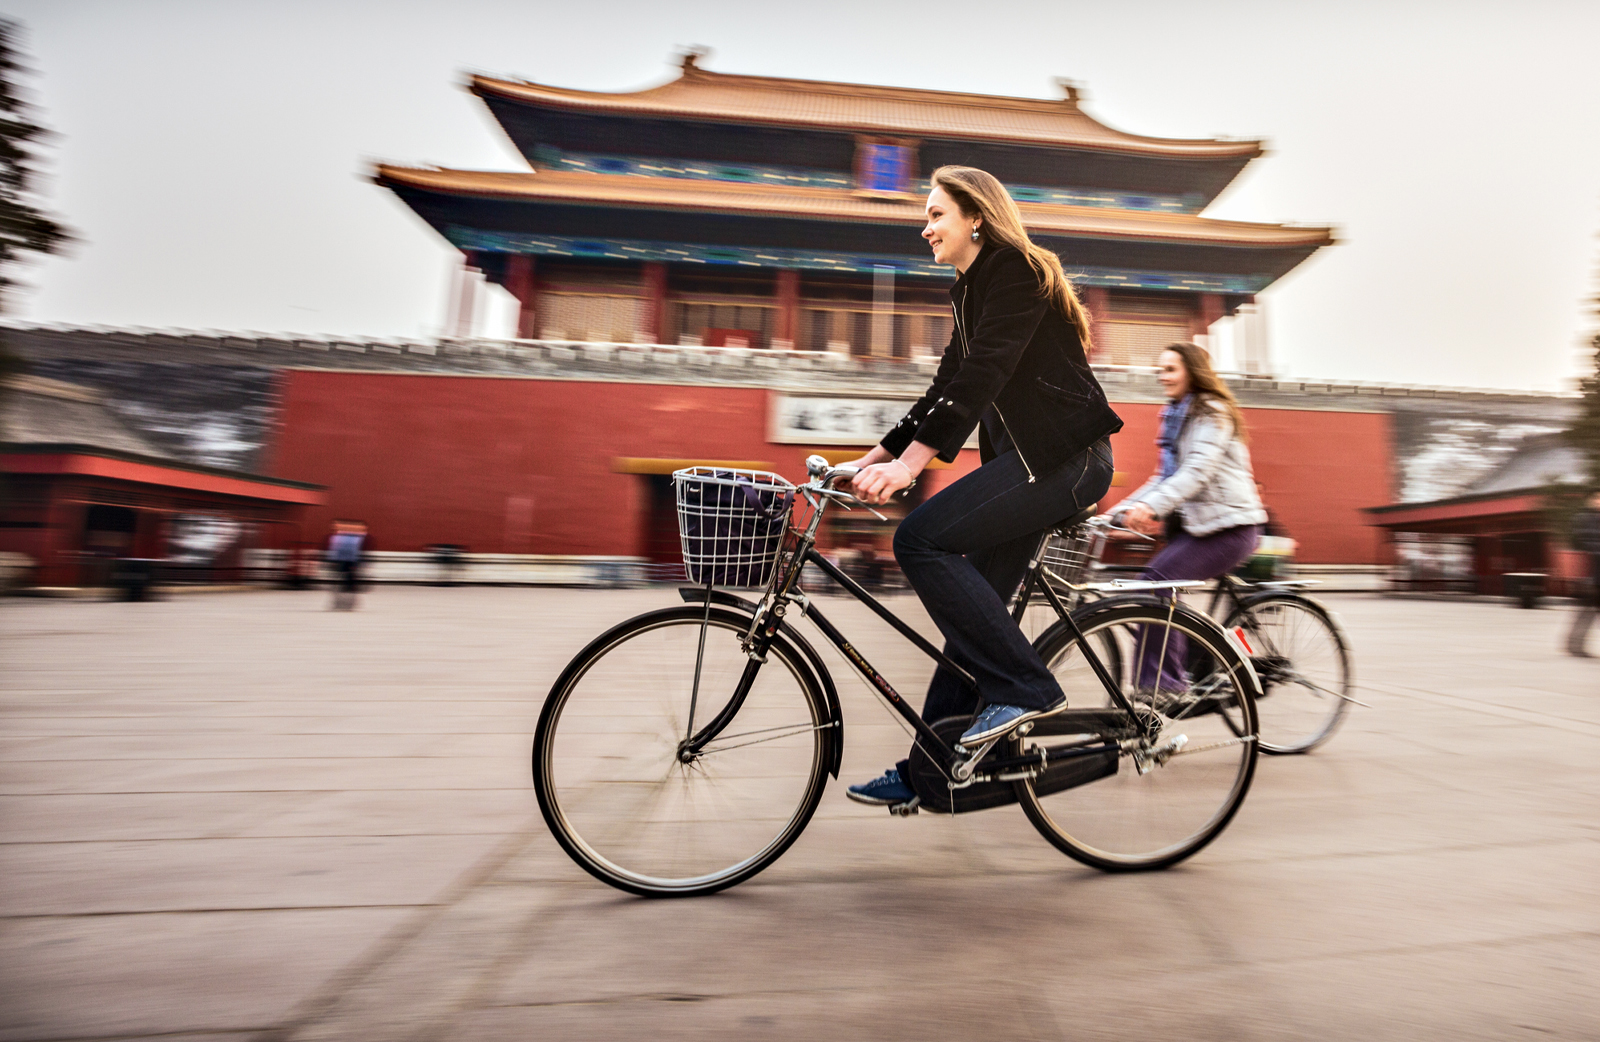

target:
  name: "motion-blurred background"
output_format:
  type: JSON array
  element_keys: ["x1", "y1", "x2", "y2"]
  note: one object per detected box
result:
[
  {"x1": 1, "y1": 0, "x2": 1597, "y2": 598},
  {"x1": 3, "y1": 6, "x2": 1600, "y2": 1041}
]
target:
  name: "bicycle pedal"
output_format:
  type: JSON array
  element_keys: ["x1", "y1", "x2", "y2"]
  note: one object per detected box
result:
[
  {"x1": 889, "y1": 797, "x2": 920, "y2": 817},
  {"x1": 950, "y1": 736, "x2": 1000, "y2": 782},
  {"x1": 953, "y1": 736, "x2": 998, "y2": 757}
]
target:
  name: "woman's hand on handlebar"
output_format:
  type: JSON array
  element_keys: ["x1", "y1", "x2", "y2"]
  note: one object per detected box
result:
[
  {"x1": 851, "y1": 461, "x2": 913, "y2": 505},
  {"x1": 849, "y1": 441, "x2": 935, "y2": 506},
  {"x1": 1119, "y1": 502, "x2": 1164, "y2": 538}
]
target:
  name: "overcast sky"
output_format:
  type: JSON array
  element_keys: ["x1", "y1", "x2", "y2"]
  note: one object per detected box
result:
[{"x1": 5, "y1": 0, "x2": 1598, "y2": 391}]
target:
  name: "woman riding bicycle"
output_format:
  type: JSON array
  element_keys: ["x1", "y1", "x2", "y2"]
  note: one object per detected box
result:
[
  {"x1": 843, "y1": 166, "x2": 1123, "y2": 807},
  {"x1": 1111, "y1": 341, "x2": 1267, "y2": 692}
]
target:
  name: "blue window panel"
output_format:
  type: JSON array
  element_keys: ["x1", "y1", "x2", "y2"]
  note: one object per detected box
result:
[
  {"x1": 859, "y1": 144, "x2": 910, "y2": 193},
  {"x1": 527, "y1": 144, "x2": 1205, "y2": 212}
]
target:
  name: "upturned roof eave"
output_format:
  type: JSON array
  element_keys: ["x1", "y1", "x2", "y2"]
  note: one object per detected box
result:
[
  {"x1": 374, "y1": 165, "x2": 1335, "y2": 250},
  {"x1": 468, "y1": 72, "x2": 1265, "y2": 161}
]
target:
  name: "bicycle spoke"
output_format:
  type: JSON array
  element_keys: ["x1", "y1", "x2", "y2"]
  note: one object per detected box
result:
[
  {"x1": 1284, "y1": 672, "x2": 1370, "y2": 706},
  {"x1": 1023, "y1": 600, "x2": 1257, "y2": 870},
  {"x1": 700, "y1": 721, "x2": 837, "y2": 756},
  {"x1": 1233, "y1": 595, "x2": 1352, "y2": 753},
  {"x1": 535, "y1": 607, "x2": 829, "y2": 895}
]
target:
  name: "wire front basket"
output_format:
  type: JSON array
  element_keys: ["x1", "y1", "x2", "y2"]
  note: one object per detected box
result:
[
  {"x1": 1040, "y1": 521, "x2": 1106, "y2": 587},
  {"x1": 673, "y1": 467, "x2": 797, "y2": 588}
]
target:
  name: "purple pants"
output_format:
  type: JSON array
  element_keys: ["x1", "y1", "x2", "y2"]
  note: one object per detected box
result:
[{"x1": 1136, "y1": 524, "x2": 1262, "y2": 691}]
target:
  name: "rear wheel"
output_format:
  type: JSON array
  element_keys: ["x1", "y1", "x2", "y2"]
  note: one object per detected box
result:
[
  {"x1": 1227, "y1": 593, "x2": 1351, "y2": 754},
  {"x1": 533, "y1": 605, "x2": 831, "y2": 896},
  {"x1": 1021, "y1": 599, "x2": 1259, "y2": 871}
]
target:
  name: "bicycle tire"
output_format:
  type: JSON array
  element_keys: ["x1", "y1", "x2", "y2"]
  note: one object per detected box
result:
[
  {"x1": 533, "y1": 605, "x2": 832, "y2": 897},
  {"x1": 1226, "y1": 592, "x2": 1352, "y2": 754},
  {"x1": 1018, "y1": 599, "x2": 1259, "y2": 871}
]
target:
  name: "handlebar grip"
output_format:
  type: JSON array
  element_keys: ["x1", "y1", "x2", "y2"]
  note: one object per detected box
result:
[
  {"x1": 804, "y1": 454, "x2": 860, "y2": 488},
  {"x1": 1093, "y1": 513, "x2": 1154, "y2": 540}
]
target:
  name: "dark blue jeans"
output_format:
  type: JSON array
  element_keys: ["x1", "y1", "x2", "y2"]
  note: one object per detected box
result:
[{"x1": 893, "y1": 439, "x2": 1114, "y2": 732}]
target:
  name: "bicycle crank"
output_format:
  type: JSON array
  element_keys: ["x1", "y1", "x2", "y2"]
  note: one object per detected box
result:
[{"x1": 950, "y1": 735, "x2": 1002, "y2": 782}]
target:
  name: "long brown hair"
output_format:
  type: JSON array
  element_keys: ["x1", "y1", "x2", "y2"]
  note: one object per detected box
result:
[
  {"x1": 930, "y1": 165, "x2": 1094, "y2": 351},
  {"x1": 1162, "y1": 341, "x2": 1248, "y2": 442}
]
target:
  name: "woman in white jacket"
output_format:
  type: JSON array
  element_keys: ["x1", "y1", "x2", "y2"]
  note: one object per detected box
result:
[{"x1": 1113, "y1": 341, "x2": 1267, "y2": 691}]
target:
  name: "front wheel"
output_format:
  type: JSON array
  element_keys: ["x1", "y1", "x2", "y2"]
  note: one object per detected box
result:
[
  {"x1": 1021, "y1": 599, "x2": 1259, "y2": 871},
  {"x1": 1227, "y1": 593, "x2": 1352, "y2": 754},
  {"x1": 533, "y1": 605, "x2": 832, "y2": 897}
]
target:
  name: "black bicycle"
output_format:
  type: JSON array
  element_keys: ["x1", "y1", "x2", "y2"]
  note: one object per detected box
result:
[
  {"x1": 1010, "y1": 527, "x2": 1357, "y2": 754},
  {"x1": 532, "y1": 457, "x2": 1261, "y2": 897}
]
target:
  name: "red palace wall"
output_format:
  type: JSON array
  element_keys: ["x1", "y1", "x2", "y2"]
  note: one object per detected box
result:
[
  {"x1": 267, "y1": 372, "x2": 780, "y2": 557},
  {"x1": 265, "y1": 371, "x2": 1393, "y2": 565}
]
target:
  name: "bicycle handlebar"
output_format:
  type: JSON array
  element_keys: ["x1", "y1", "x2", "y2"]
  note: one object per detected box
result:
[
  {"x1": 804, "y1": 454, "x2": 861, "y2": 490},
  {"x1": 1086, "y1": 512, "x2": 1154, "y2": 542}
]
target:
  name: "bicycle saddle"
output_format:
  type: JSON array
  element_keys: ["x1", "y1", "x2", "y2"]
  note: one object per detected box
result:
[{"x1": 1055, "y1": 505, "x2": 1098, "y2": 532}]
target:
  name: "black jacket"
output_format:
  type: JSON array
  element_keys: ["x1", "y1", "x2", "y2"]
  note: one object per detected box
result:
[{"x1": 880, "y1": 242, "x2": 1123, "y2": 478}]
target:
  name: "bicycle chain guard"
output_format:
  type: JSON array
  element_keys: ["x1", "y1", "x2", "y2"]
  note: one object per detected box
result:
[{"x1": 906, "y1": 716, "x2": 1120, "y2": 815}]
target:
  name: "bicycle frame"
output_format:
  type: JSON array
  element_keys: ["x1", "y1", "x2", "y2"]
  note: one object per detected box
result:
[{"x1": 676, "y1": 481, "x2": 1148, "y2": 786}]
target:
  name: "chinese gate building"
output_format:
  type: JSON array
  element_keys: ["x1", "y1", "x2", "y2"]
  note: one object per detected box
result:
[{"x1": 377, "y1": 53, "x2": 1332, "y2": 366}]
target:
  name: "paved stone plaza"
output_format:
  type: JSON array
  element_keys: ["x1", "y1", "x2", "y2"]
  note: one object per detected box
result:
[{"x1": 1, "y1": 586, "x2": 1596, "y2": 1041}]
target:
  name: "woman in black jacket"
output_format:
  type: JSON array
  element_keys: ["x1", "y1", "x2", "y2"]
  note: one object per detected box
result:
[{"x1": 845, "y1": 166, "x2": 1123, "y2": 807}]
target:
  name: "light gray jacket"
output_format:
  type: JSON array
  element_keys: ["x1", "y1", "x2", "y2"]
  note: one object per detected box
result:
[{"x1": 1117, "y1": 397, "x2": 1268, "y2": 537}]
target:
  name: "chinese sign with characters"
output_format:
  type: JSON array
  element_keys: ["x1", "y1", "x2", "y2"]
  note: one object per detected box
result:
[{"x1": 769, "y1": 394, "x2": 978, "y2": 447}]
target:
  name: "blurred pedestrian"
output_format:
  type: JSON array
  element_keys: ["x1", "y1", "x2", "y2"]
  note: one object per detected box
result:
[
  {"x1": 1111, "y1": 341, "x2": 1268, "y2": 691},
  {"x1": 1566, "y1": 491, "x2": 1600, "y2": 657},
  {"x1": 325, "y1": 520, "x2": 369, "y2": 611}
]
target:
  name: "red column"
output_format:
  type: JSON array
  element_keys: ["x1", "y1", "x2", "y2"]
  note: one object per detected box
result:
[
  {"x1": 503, "y1": 255, "x2": 539, "y2": 340},
  {"x1": 774, "y1": 269, "x2": 801, "y2": 350},
  {"x1": 640, "y1": 262, "x2": 668, "y2": 344},
  {"x1": 1194, "y1": 293, "x2": 1225, "y2": 338},
  {"x1": 1081, "y1": 287, "x2": 1109, "y2": 363}
]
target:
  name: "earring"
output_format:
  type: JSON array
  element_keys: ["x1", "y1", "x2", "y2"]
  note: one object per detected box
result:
[{"x1": 970, "y1": 227, "x2": 980, "y2": 242}]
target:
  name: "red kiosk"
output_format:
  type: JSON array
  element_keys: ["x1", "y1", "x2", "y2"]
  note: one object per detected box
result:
[{"x1": 1, "y1": 376, "x2": 323, "y2": 589}]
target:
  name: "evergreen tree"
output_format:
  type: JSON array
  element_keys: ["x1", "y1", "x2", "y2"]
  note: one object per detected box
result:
[
  {"x1": 0, "y1": 18, "x2": 69, "y2": 313},
  {"x1": 0, "y1": 17, "x2": 71, "y2": 393}
]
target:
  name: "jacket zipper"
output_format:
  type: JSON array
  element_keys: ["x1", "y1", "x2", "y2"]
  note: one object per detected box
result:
[{"x1": 951, "y1": 291, "x2": 1037, "y2": 483}]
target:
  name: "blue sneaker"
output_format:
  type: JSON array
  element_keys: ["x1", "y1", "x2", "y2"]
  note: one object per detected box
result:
[
  {"x1": 959, "y1": 698, "x2": 1067, "y2": 748},
  {"x1": 846, "y1": 767, "x2": 916, "y2": 806}
]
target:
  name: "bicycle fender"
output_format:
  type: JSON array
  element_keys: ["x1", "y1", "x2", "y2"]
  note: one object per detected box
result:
[
  {"x1": 678, "y1": 586, "x2": 759, "y2": 612},
  {"x1": 678, "y1": 587, "x2": 844, "y2": 778}
]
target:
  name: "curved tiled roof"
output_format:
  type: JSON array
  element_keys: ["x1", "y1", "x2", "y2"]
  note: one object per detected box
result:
[
  {"x1": 470, "y1": 65, "x2": 1263, "y2": 159},
  {"x1": 1, "y1": 375, "x2": 166, "y2": 457},
  {"x1": 375, "y1": 166, "x2": 1333, "y2": 249}
]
